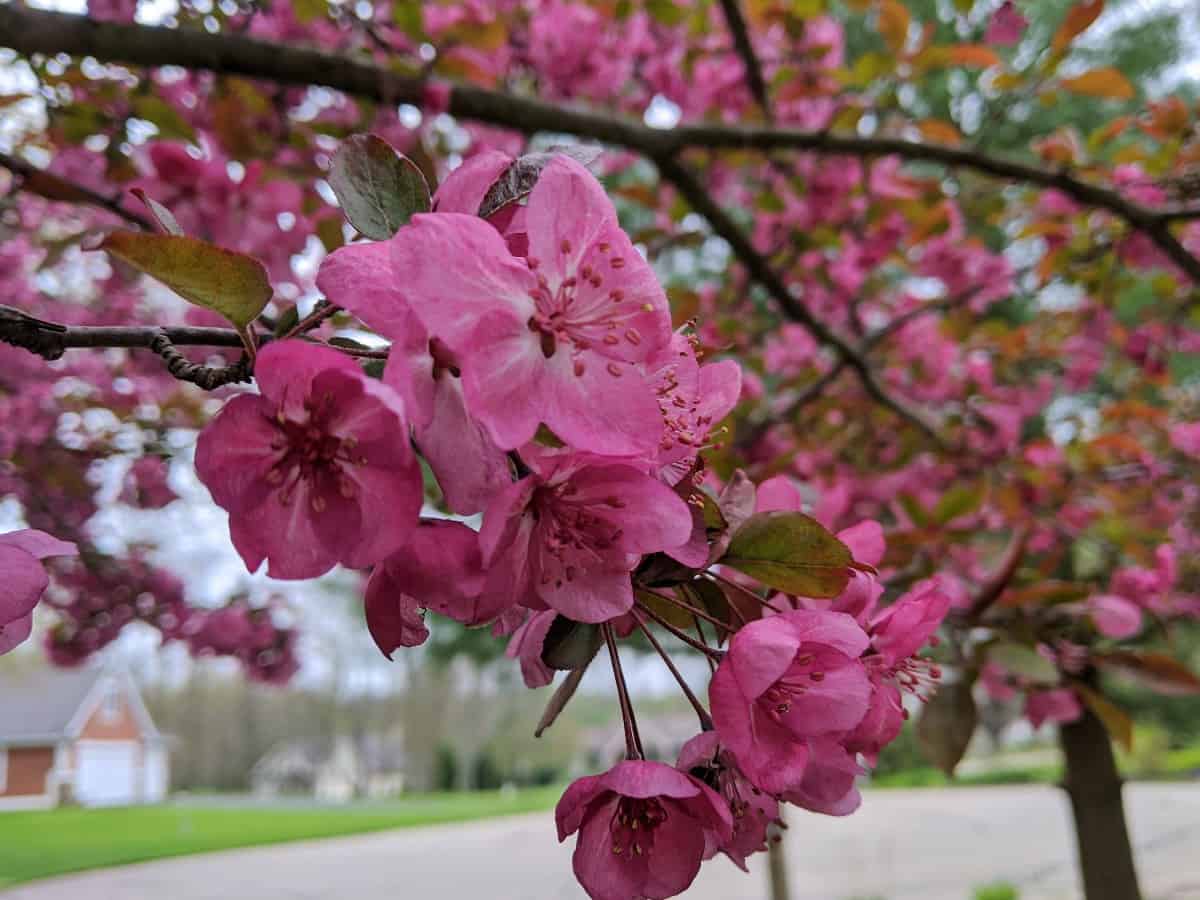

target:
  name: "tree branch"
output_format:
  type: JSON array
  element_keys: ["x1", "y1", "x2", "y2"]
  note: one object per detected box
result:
[
  {"x1": 717, "y1": 0, "x2": 771, "y2": 118},
  {"x1": 0, "y1": 309, "x2": 253, "y2": 388},
  {"x1": 0, "y1": 151, "x2": 153, "y2": 230},
  {"x1": 2, "y1": 6, "x2": 1195, "y2": 284},
  {"x1": 656, "y1": 155, "x2": 947, "y2": 448}
]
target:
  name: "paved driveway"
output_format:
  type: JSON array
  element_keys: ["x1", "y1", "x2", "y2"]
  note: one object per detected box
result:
[{"x1": 6, "y1": 784, "x2": 1200, "y2": 900}]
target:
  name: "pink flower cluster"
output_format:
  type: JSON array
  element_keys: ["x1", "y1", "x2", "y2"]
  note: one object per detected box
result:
[{"x1": 189, "y1": 150, "x2": 949, "y2": 899}]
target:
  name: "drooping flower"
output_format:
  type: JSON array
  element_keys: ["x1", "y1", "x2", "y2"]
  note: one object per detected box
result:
[
  {"x1": 505, "y1": 609, "x2": 558, "y2": 688},
  {"x1": 677, "y1": 731, "x2": 782, "y2": 871},
  {"x1": 480, "y1": 448, "x2": 693, "y2": 623},
  {"x1": 781, "y1": 736, "x2": 863, "y2": 817},
  {"x1": 845, "y1": 580, "x2": 950, "y2": 760},
  {"x1": 0, "y1": 529, "x2": 77, "y2": 655},
  {"x1": 709, "y1": 610, "x2": 872, "y2": 795},
  {"x1": 195, "y1": 341, "x2": 421, "y2": 579},
  {"x1": 389, "y1": 156, "x2": 673, "y2": 455},
  {"x1": 556, "y1": 760, "x2": 732, "y2": 900},
  {"x1": 365, "y1": 519, "x2": 513, "y2": 659}
]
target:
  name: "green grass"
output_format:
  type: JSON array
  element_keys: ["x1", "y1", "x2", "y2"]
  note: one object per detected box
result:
[{"x1": 0, "y1": 786, "x2": 561, "y2": 888}]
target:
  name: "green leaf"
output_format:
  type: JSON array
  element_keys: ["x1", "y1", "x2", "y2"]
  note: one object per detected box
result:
[
  {"x1": 97, "y1": 232, "x2": 271, "y2": 329},
  {"x1": 273, "y1": 305, "x2": 300, "y2": 338},
  {"x1": 328, "y1": 134, "x2": 430, "y2": 241},
  {"x1": 916, "y1": 679, "x2": 977, "y2": 776},
  {"x1": 540, "y1": 616, "x2": 601, "y2": 671},
  {"x1": 933, "y1": 484, "x2": 984, "y2": 525},
  {"x1": 720, "y1": 511, "x2": 851, "y2": 598},
  {"x1": 987, "y1": 642, "x2": 1058, "y2": 683}
]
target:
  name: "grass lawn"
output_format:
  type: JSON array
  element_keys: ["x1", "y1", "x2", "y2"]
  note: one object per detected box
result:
[{"x1": 0, "y1": 786, "x2": 561, "y2": 888}]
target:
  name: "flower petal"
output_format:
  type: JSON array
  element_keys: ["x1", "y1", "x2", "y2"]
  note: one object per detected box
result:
[
  {"x1": 0, "y1": 529, "x2": 77, "y2": 560},
  {"x1": 526, "y1": 156, "x2": 618, "y2": 283},
  {"x1": 391, "y1": 213, "x2": 536, "y2": 351},
  {"x1": 315, "y1": 240, "x2": 410, "y2": 339},
  {"x1": 0, "y1": 545, "x2": 49, "y2": 625}
]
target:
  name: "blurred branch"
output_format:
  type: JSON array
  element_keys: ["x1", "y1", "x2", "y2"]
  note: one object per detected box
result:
[
  {"x1": 656, "y1": 155, "x2": 948, "y2": 449},
  {"x1": 0, "y1": 151, "x2": 153, "y2": 230},
  {"x1": 717, "y1": 0, "x2": 771, "y2": 118},
  {"x1": 3, "y1": 6, "x2": 1196, "y2": 285}
]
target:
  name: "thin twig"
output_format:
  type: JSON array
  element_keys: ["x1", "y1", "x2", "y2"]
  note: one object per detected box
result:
[
  {"x1": 3, "y1": 6, "x2": 1194, "y2": 284},
  {"x1": 640, "y1": 586, "x2": 734, "y2": 633},
  {"x1": 0, "y1": 150, "x2": 153, "y2": 230},
  {"x1": 634, "y1": 612, "x2": 713, "y2": 730},
  {"x1": 717, "y1": 0, "x2": 771, "y2": 118},
  {"x1": 602, "y1": 624, "x2": 644, "y2": 760},
  {"x1": 637, "y1": 600, "x2": 724, "y2": 659},
  {"x1": 707, "y1": 570, "x2": 782, "y2": 614}
]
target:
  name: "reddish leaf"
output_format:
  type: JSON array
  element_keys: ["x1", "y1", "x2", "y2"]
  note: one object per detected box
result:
[
  {"x1": 1051, "y1": 0, "x2": 1104, "y2": 55},
  {"x1": 1094, "y1": 651, "x2": 1200, "y2": 696},
  {"x1": 1060, "y1": 67, "x2": 1135, "y2": 101}
]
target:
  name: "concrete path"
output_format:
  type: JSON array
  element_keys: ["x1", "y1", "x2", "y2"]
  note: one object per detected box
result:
[{"x1": 6, "y1": 784, "x2": 1200, "y2": 900}]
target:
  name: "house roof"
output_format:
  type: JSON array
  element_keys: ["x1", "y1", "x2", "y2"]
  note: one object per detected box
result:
[{"x1": 0, "y1": 665, "x2": 155, "y2": 745}]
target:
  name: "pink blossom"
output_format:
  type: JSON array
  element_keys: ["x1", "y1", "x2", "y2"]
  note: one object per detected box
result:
[
  {"x1": 388, "y1": 156, "x2": 672, "y2": 454},
  {"x1": 0, "y1": 529, "x2": 77, "y2": 655},
  {"x1": 317, "y1": 242, "x2": 510, "y2": 516},
  {"x1": 1026, "y1": 688, "x2": 1083, "y2": 729},
  {"x1": 365, "y1": 519, "x2": 514, "y2": 658},
  {"x1": 676, "y1": 731, "x2": 781, "y2": 871},
  {"x1": 981, "y1": 662, "x2": 1018, "y2": 702},
  {"x1": 1088, "y1": 594, "x2": 1143, "y2": 639},
  {"x1": 556, "y1": 760, "x2": 732, "y2": 900},
  {"x1": 985, "y1": 1, "x2": 1028, "y2": 47},
  {"x1": 505, "y1": 609, "x2": 558, "y2": 688},
  {"x1": 868, "y1": 581, "x2": 951, "y2": 665},
  {"x1": 649, "y1": 331, "x2": 741, "y2": 485},
  {"x1": 782, "y1": 737, "x2": 863, "y2": 816},
  {"x1": 480, "y1": 448, "x2": 693, "y2": 623},
  {"x1": 1170, "y1": 422, "x2": 1200, "y2": 458},
  {"x1": 709, "y1": 610, "x2": 871, "y2": 794},
  {"x1": 195, "y1": 341, "x2": 421, "y2": 579}
]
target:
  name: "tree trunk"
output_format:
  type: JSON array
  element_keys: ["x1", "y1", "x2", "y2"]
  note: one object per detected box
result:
[
  {"x1": 766, "y1": 816, "x2": 790, "y2": 900},
  {"x1": 1058, "y1": 703, "x2": 1143, "y2": 900}
]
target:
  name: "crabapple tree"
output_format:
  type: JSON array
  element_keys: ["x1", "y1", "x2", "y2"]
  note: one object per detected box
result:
[{"x1": 2, "y1": 2, "x2": 1200, "y2": 899}]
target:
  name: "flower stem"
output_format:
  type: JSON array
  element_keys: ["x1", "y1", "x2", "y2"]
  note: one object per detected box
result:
[
  {"x1": 641, "y1": 586, "x2": 734, "y2": 633},
  {"x1": 634, "y1": 612, "x2": 713, "y2": 730},
  {"x1": 708, "y1": 570, "x2": 782, "y2": 613},
  {"x1": 636, "y1": 601, "x2": 724, "y2": 660},
  {"x1": 603, "y1": 624, "x2": 644, "y2": 760}
]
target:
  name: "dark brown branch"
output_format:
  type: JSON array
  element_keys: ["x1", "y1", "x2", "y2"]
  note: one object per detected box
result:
[
  {"x1": 717, "y1": 0, "x2": 771, "y2": 118},
  {"x1": 657, "y1": 157, "x2": 947, "y2": 447},
  {"x1": 2, "y1": 6, "x2": 1195, "y2": 284},
  {"x1": 0, "y1": 307, "x2": 254, "y2": 389},
  {"x1": 0, "y1": 151, "x2": 153, "y2": 230}
]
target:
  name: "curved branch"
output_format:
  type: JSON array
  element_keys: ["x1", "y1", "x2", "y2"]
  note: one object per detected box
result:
[
  {"x1": 2, "y1": 5, "x2": 1195, "y2": 283},
  {"x1": 717, "y1": 0, "x2": 771, "y2": 118},
  {"x1": 655, "y1": 156, "x2": 947, "y2": 447},
  {"x1": 0, "y1": 151, "x2": 153, "y2": 230}
]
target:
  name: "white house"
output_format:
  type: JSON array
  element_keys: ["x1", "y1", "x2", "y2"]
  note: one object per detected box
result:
[{"x1": 0, "y1": 666, "x2": 169, "y2": 809}]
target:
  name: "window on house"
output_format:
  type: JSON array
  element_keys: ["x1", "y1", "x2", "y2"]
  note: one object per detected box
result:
[{"x1": 0, "y1": 748, "x2": 7, "y2": 793}]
